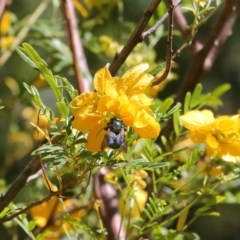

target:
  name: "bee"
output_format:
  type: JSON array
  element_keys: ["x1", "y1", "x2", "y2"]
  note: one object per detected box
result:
[{"x1": 101, "y1": 117, "x2": 127, "y2": 151}]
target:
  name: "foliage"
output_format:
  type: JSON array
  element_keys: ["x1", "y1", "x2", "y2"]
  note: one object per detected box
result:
[{"x1": 1, "y1": 0, "x2": 240, "y2": 240}]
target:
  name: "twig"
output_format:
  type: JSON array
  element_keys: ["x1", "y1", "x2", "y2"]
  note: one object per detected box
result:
[
  {"x1": 32, "y1": 200, "x2": 93, "y2": 237},
  {"x1": 0, "y1": 192, "x2": 58, "y2": 223},
  {"x1": 141, "y1": 11, "x2": 169, "y2": 40},
  {"x1": 0, "y1": 0, "x2": 9, "y2": 56},
  {"x1": 152, "y1": 0, "x2": 180, "y2": 86},
  {"x1": 172, "y1": 0, "x2": 203, "y2": 54},
  {"x1": 109, "y1": 0, "x2": 162, "y2": 76},
  {"x1": 0, "y1": 0, "x2": 50, "y2": 67},
  {"x1": 0, "y1": 164, "x2": 91, "y2": 224},
  {"x1": 0, "y1": 0, "x2": 8, "y2": 21},
  {"x1": 175, "y1": 0, "x2": 240, "y2": 103},
  {"x1": 93, "y1": 167, "x2": 126, "y2": 240},
  {"x1": 160, "y1": 0, "x2": 240, "y2": 145},
  {"x1": 0, "y1": 157, "x2": 42, "y2": 213},
  {"x1": 61, "y1": 0, "x2": 91, "y2": 93}
]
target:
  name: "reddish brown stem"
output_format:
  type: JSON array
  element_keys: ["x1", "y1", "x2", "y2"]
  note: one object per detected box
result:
[
  {"x1": 175, "y1": 0, "x2": 240, "y2": 103},
  {"x1": 172, "y1": 0, "x2": 203, "y2": 53},
  {"x1": 0, "y1": 157, "x2": 41, "y2": 213},
  {"x1": 93, "y1": 167, "x2": 126, "y2": 240},
  {"x1": 109, "y1": 0, "x2": 162, "y2": 76},
  {"x1": 0, "y1": 1, "x2": 5, "y2": 19},
  {"x1": 61, "y1": 0, "x2": 91, "y2": 93},
  {"x1": 0, "y1": 191, "x2": 57, "y2": 223},
  {"x1": 160, "y1": 0, "x2": 240, "y2": 145},
  {"x1": 152, "y1": 0, "x2": 180, "y2": 86}
]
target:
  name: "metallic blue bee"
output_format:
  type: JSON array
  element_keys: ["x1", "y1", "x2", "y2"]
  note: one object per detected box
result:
[{"x1": 101, "y1": 117, "x2": 127, "y2": 151}]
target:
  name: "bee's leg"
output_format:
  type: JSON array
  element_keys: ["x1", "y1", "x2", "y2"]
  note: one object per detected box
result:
[
  {"x1": 120, "y1": 128, "x2": 127, "y2": 151},
  {"x1": 101, "y1": 134, "x2": 108, "y2": 151}
]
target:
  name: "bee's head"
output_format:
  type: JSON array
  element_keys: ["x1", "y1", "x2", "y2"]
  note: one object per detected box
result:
[{"x1": 108, "y1": 117, "x2": 123, "y2": 134}]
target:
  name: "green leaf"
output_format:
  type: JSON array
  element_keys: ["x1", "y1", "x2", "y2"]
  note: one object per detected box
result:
[
  {"x1": 182, "y1": 83, "x2": 231, "y2": 111},
  {"x1": 158, "y1": 98, "x2": 174, "y2": 114},
  {"x1": 173, "y1": 108, "x2": 181, "y2": 137},
  {"x1": 22, "y1": 43, "x2": 45, "y2": 65},
  {"x1": 55, "y1": 75, "x2": 79, "y2": 99},
  {"x1": 23, "y1": 82, "x2": 46, "y2": 108},
  {"x1": 124, "y1": 158, "x2": 169, "y2": 171},
  {"x1": 190, "y1": 83, "x2": 203, "y2": 108},
  {"x1": 202, "y1": 84, "x2": 231, "y2": 108},
  {"x1": 212, "y1": 83, "x2": 231, "y2": 98},
  {"x1": 28, "y1": 220, "x2": 36, "y2": 231},
  {"x1": 207, "y1": 211, "x2": 220, "y2": 216},
  {"x1": 0, "y1": 207, "x2": 11, "y2": 218},
  {"x1": 184, "y1": 92, "x2": 191, "y2": 113},
  {"x1": 167, "y1": 102, "x2": 182, "y2": 116},
  {"x1": 215, "y1": 195, "x2": 226, "y2": 204},
  {"x1": 16, "y1": 47, "x2": 37, "y2": 69},
  {"x1": 18, "y1": 43, "x2": 62, "y2": 101},
  {"x1": 18, "y1": 43, "x2": 77, "y2": 117},
  {"x1": 56, "y1": 97, "x2": 70, "y2": 117}
]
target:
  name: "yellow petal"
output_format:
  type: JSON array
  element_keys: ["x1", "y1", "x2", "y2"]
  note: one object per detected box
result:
[
  {"x1": 180, "y1": 110, "x2": 215, "y2": 131},
  {"x1": 189, "y1": 127, "x2": 209, "y2": 143},
  {"x1": 118, "y1": 102, "x2": 137, "y2": 126},
  {"x1": 219, "y1": 141, "x2": 240, "y2": 156},
  {"x1": 122, "y1": 63, "x2": 149, "y2": 84},
  {"x1": 70, "y1": 92, "x2": 101, "y2": 132},
  {"x1": 122, "y1": 63, "x2": 153, "y2": 94},
  {"x1": 85, "y1": 123, "x2": 106, "y2": 151},
  {"x1": 94, "y1": 66, "x2": 122, "y2": 97},
  {"x1": 119, "y1": 189, "x2": 148, "y2": 218},
  {"x1": 0, "y1": 36, "x2": 14, "y2": 48},
  {"x1": 0, "y1": 11, "x2": 11, "y2": 34},
  {"x1": 97, "y1": 96, "x2": 130, "y2": 120},
  {"x1": 206, "y1": 134, "x2": 219, "y2": 149},
  {"x1": 214, "y1": 115, "x2": 240, "y2": 135},
  {"x1": 194, "y1": 0, "x2": 206, "y2": 7},
  {"x1": 126, "y1": 73, "x2": 153, "y2": 95},
  {"x1": 94, "y1": 66, "x2": 111, "y2": 93},
  {"x1": 133, "y1": 110, "x2": 160, "y2": 138},
  {"x1": 30, "y1": 197, "x2": 59, "y2": 227},
  {"x1": 130, "y1": 93, "x2": 153, "y2": 106},
  {"x1": 41, "y1": 174, "x2": 58, "y2": 192},
  {"x1": 73, "y1": 0, "x2": 89, "y2": 18},
  {"x1": 70, "y1": 92, "x2": 98, "y2": 115},
  {"x1": 97, "y1": 96, "x2": 121, "y2": 113},
  {"x1": 72, "y1": 113, "x2": 102, "y2": 132}
]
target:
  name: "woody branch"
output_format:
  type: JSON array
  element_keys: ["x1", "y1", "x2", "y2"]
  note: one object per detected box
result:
[{"x1": 160, "y1": 0, "x2": 240, "y2": 144}]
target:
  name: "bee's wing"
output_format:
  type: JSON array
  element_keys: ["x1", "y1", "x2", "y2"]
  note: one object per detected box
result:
[{"x1": 101, "y1": 128, "x2": 127, "y2": 151}]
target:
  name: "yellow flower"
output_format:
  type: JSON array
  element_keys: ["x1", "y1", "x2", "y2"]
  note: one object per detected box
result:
[
  {"x1": 193, "y1": 0, "x2": 206, "y2": 7},
  {"x1": 0, "y1": 11, "x2": 11, "y2": 35},
  {"x1": 119, "y1": 188, "x2": 148, "y2": 218},
  {"x1": 30, "y1": 196, "x2": 85, "y2": 239},
  {"x1": 180, "y1": 110, "x2": 215, "y2": 143},
  {"x1": 0, "y1": 11, "x2": 14, "y2": 48},
  {"x1": 30, "y1": 197, "x2": 59, "y2": 228},
  {"x1": 222, "y1": 154, "x2": 240, "y2": 163},
  {"x1": 70, "y1": 64, "x2": 160, "y2": 151},
  {"x1": 84, "y1": 0, "x2": 118, "y2": 10},
  {"x1": 207, "y1": 115, "x2": 240, "y2": 156},
  {"x1": 180, "y1": 110, "x2": 240, "y2": 158}
]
